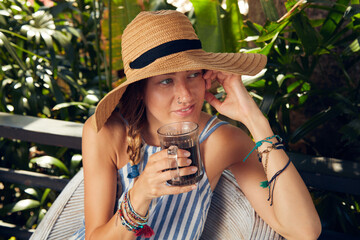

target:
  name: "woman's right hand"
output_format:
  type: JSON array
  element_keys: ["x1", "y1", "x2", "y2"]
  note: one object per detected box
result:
[{"x1": 129, "y1": 148, "x2": 197, "y2": 213}]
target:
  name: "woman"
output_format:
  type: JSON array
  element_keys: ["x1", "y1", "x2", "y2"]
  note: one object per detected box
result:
[{"x1": 74, "y1": 10, "x2": 321, "y2": 240}]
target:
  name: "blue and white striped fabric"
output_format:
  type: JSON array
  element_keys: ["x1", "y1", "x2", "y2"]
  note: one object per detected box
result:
[{"x1": 71, "y1": 115, "x2": 228, "y2": 240}]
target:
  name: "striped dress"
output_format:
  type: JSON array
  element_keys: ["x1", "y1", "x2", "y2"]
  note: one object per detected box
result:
[{"x1": 71, "y1": 115, "x2": 228, "y2": 240}]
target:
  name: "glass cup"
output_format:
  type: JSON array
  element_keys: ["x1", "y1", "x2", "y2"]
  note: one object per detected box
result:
[{"x1": 157, "y1": 121, "x2": 204, "y2": 186}]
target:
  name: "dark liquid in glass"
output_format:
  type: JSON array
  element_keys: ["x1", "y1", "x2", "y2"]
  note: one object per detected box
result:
[{"x1": 165, "y1": 145, "x2": 203, "y2": 186}]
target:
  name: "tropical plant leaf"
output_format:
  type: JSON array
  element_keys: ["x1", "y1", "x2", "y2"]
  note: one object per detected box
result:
[
  {"x1": 260, "y1": 0, "x2": 279, "y2": 21},
  {"x1": 24, "y1": 188, "x2": 41, "y2": 200},
  {"x1": 259, "y1": 81, "x2": 278, "y2": 115},
  {"x1": 258, "y1": 31, "x2": 279, "y2": 55},
  {"x1": 319, "y1": 0, "x2": 350, "y2": 42},
  {"x1": 57, "y1": 71, "x2": 88, "y2": 96},
  {"x1": 257, "y1": 21, "x2": 288, "y2": 42},
  {"x1": 52, "y1": 102, "x2": 91, "y2": 111},
  {"x1": 0, "y1": 32, "x2": 27, "y2": 70},
  {"x1": 26, "y1": 209, "x2": 39, "y2": 228},
  {"x1": 222, "y1": 0, "x2": 246, "y2": 51},
  {"x1": 102, "y1": 0, "x2": 144, "y2": 73},
  {"x1": 292, "y1": 12, "x2": 319, "y2": 55},
  {"x1": 83, "y1": 94, "x2": 99, "y2": 105},
  {"x1": 70, "y1": 154, "x2": 82, "y2": 176},
  {"x1": 290, "y1": 106, "x2": 342, "y2": 143},
  {"x1": 190, "y1": 0, "x2": 226, "y2": 52},
  {"x1": 242, "y1": 69, "x2": 267, "y2": 86},
  {"x1": 37, "y1": 208, "x2": 47, "y2": 224},
  {"x1": 30, "y1": 155, "x2": 70, "y2": 175},
  {"x1": 71, "y1": 154, "x2": 83, "y2": 169},
  {"x1": 0, "y1": 199, "x2": 41, "y2": 214},
  {"x1": 339, "y1": 118, "x2": 360, "y2": 140},
  {"x1": 343, "y1": 37, "x2": 360, "y2": 55},
  {"x1": 40, "y1": 188, "x2": 51, "y2": 205}
]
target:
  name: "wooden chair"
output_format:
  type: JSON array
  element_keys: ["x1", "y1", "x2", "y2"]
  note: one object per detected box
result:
[{"x1": 30, "y1": 169, "x2": 284, "y2": 240}]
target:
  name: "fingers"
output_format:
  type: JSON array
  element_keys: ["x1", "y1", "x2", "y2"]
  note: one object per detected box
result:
[
  {"x1": 159, "y1": 165, "x2": 198, "y2": 182},
  {"x1": 203, "y1": 70, "x2": 220, "y2": 85},
  {"x1": 165, "y1": 184, "x2": 198, "y2": 195},
  {"x1": 151, "y1": 148, "x2": 190, "y2": 162},
  {"x1": 156, "y1": 167, "x2": 198, "y2": 196},
  {"x1": 148, "y1": 149, "x2": 191, "y2": 172},
  {"x1": 136, "y1": 148, "x2": 199, "y2": 199},
  {"x1": 204, "y1": 91, "x2": 222, "y2": 111},
  {"x1": 204, "y1": 70, "x2": 242, "y2": 86}
]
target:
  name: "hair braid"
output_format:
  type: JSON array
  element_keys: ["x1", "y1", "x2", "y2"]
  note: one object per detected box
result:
[{"x1": 119, "y1": 81, "x2": 146, "y2": 166}]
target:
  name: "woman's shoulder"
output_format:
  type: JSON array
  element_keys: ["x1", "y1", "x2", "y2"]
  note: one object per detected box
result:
[
  {"x1": 83, "y1": 111, "x2": 128, "y2": 167},
  {"x1": 201, "y1": 114, "x2": 254, "y2": 167},
  {"x1": 84, "y1": 111, "x2": 126, "y2": 137},
  {"x1": 200, "y1": 112, "x2": 249, "y2": 142}
]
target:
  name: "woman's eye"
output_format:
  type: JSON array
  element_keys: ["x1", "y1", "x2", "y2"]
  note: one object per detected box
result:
[
  {"x1": 159, "y1": 78, "x2": 173, "y2": 85},
  {"x1": 188, "y1": 72, "x2": 201, "y2": 78}
]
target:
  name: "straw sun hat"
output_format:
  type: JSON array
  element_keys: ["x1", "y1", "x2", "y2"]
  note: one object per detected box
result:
[{"x1": 93, "y1": 10, "x2": 267, "y2": 132}]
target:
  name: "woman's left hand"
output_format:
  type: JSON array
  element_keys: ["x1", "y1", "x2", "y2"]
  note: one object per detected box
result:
[{"x1": 203, "y1": 70, "x2": 263, "y2": 126}]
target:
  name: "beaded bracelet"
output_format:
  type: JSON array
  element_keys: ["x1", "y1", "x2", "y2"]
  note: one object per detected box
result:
[
  {"x1": 124, "y1": 191, "x2": 148, "y2": 222},
  {"x1": 118, "y1": 191, "x2": 154, "y2": 237},
  {"x1": 122, "y1": 201, "x2": 147, "y2": 228}
]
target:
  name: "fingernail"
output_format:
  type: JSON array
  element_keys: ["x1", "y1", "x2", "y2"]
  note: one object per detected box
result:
[
  {"x1": 186, "y1": 159, "x2": 192, "y2": 165},
  {"x1": 184, "y1": 151, "x2": 190, "y2": 157},
  {"x1": 191, "y1": 167, "x2": 197, "y2": 172},
  {"x1": 192, "y1": 185, "x2": 197, "y2": 190}
]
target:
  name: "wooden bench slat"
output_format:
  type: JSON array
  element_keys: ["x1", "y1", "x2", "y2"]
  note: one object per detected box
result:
[
  {"x1": 0, "y1": 167, "x2": 69, "y2": 192},
  {"x1": 0, "y1": 112, "x2": 82, "y2": 150}
]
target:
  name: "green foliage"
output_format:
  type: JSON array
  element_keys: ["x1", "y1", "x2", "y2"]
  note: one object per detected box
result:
[
  {"x1": 246, "y1": 1, "x2": 360, "y2": 234},
  {"x1": 242, "y1": 0, "x2": 360, "y2": 162},
  {"x1": 0, "y1": 0, "x2": 99, "y2": 231},
  {"x1": 190, "y1": 0, "x2": 246, "y2": 52},
  {"x1": 0, "y1": 0, "x2": 101, "y2": 119},
  {"x1": 313, "y1": 190, "x2": 360, "y2": 234}
]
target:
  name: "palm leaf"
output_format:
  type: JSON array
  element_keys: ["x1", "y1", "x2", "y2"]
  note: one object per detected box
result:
[
  {"x1": 0, "y1": 199, "x2": 41, "y2": 214},
  {"x1": 319, "y1": 0, "x2": 350, "y2": 42},
  {"x1": 260, "y1": 0, "x2": 279, "y2": 21},
  {"x1": 292, "y1": 12, "x2": 319, "y2": 55},
  {"x1": 190, "y1": 0, "x2": 226, "y2": 52},
  {"x1": 30, "y1": 156, "x2": 70, "y2": 175},
  {"x1": 290, "y1": 106, "x2": 341, "y2": 143},
  {"x1": 0, "y1": 32, "x2": 27, "y2": 70}
]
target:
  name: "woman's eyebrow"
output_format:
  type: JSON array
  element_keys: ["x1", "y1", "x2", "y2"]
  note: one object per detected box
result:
[{"x1": 160, "y1": 72, "x2": 176, "y2": 76}]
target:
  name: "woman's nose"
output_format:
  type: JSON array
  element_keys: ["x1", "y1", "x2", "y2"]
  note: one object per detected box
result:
[{"x1": 175, "y1": 81, "x2": 192, "y2": 104}]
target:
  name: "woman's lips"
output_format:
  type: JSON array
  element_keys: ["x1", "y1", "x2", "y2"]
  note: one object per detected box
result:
[{"x1": 174, "y1": 104, "x2": 195, "y2": 116}]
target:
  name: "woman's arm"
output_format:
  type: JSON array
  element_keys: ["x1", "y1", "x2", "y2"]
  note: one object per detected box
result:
[
  {"x1": 82, "y1": 116, "x2": 137, "y2": 240},
  {"x1": 204, "y1": 71, "x2": 321, "y2": 240}
]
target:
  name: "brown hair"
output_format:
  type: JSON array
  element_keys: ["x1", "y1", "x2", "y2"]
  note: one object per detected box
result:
[{"x1": 118, "y1": 80, "x2": 147, "y2": 166}]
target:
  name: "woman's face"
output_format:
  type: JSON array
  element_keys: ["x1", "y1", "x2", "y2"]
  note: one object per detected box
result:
[{"x1": 143, "y1": 70, "x2": 205, "y2": 130}]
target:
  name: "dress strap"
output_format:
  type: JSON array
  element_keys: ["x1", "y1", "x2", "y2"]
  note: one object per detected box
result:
[{"x1": 199, "y1": 116, "x2": 229, "y2": 144}]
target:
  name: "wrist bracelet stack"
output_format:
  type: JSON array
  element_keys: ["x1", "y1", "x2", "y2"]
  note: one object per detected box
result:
[
  {"x1": 118, "y1": 191, "x2": 154, "y2": 237},
  {"x1": 243, "y1": 135, "x2": 290, "y2": 206},
  {"x1": 257, "y1": 142, "x2": 285, "y2": 175}
]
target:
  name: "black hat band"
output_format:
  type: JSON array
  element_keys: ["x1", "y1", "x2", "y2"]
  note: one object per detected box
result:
[{"x1": 129, "y1": 39, "x2": 202, "y2": 69}]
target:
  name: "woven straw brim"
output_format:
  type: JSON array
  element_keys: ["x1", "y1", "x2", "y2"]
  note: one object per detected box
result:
[{"x1": 93, "y1": 49, "x2": 267, "y2": 132}]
